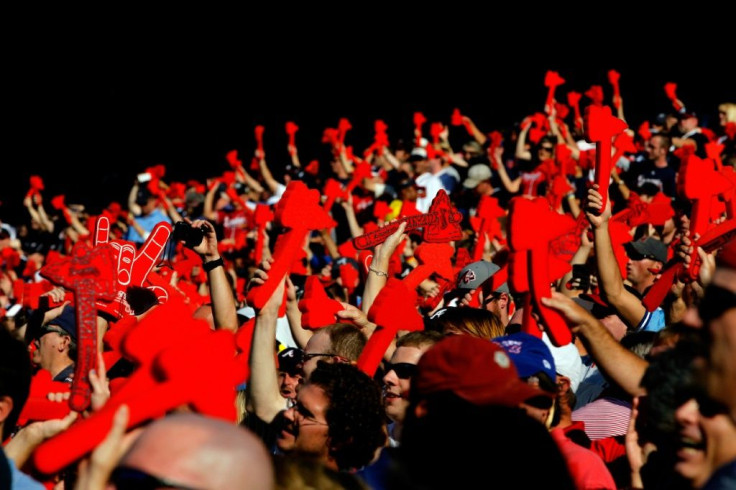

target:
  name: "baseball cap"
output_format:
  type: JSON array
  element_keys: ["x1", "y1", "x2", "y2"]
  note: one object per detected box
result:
[
  {"x1": 462, "y1": 164, "x2": 492, "y2": 188},
  {"x1": 413, "y1": 335, "x2": 549, "y2": 407},
  {"x1": 624, "y1": 237, "x2": 667, "y2": 263},
  {"x1": 456, "y1": 260, "x2": 500, "y2": 290},
  {"x1": 542, "y1": 333, "x2": 584, "y2": 393},
  {"x1": 494, "y1": 332, "x2": 556, "y2": 383},
  {"x1": 278, "y1": 347, "x2": 303, "y2": 375},
  {"x1": 409, "y1": 146, "x2": 428, "y2": 162},
  {"x1": 677, "y1": 109, "x2": 697, "y2": 119},
  {"x1": 47, "y1": 306, "x2": 77, "y2": 341}
]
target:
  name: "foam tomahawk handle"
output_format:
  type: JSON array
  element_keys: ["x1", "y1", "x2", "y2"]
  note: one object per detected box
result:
[
  {"x1": 353, "y1": 190, "x2": 462, "y2": 249},
  {"x1": 567, "y1": 91, "x2": 583, "y2": 131},
  {"x1": 286, "y1": 121, "x2": 299, "y2": 154},
  {"x1": 357, "y1": 279, "x2": 423, "y2": 377},
  {"x1": 608, "y1": 70, "x2": 621, "y2": 108},
  {"x1": 246, "y1": 181, "x2": 334, "y2": 309},
  {"x1": 584, "y1": 105, "x2": 628, "y2": 214}
]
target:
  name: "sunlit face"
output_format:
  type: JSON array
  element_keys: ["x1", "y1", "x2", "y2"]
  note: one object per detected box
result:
[
  {"x1": 30, "y1": 327, "x2": 69, "y2": 370},
  {"x1": 646, "y1": 136, "x2": 666, "y2": 161},
  {"x1": 673, "y1": 398, "x2": 735, "y2": 488},
  {"x1": 382, "y1": 346, "x2": 426, "y2": 424},
  {"x1": 276, "y1": 383, "x2": 330, "y2": 459},
  {"x1": 278, "y1": 371, "x2": 303, "y2": 400},
  {"x1": 626, "y1": 256, "x2": 658, "y2": 286},
  {"x1": 705, "y1": 269, "x2": 736, "y2": 417}
]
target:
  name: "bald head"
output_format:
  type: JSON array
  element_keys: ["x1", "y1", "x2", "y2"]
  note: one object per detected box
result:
[{"x1": 120, "y1": 413, "x2": 273, "y2": 490}]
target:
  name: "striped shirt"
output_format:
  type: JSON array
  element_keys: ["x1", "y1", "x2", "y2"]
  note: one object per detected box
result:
[{"x1": 572, "y1": 397, "x2": 631, "y2": 441}]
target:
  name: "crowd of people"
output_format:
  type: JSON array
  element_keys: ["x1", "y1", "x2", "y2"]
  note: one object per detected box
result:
[{"x1": 0, "y1": 74, "x2": 735, "y2": 489}]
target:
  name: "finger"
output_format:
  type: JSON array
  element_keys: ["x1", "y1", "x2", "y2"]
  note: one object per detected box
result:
[{"x1": 131, "y1": 223, "x2": 171, "y2": 285}]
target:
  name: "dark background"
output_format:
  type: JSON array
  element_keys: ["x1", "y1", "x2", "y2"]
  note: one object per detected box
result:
[{"x1": 3, "y1": 25, "x2": 733, "y2": 224}]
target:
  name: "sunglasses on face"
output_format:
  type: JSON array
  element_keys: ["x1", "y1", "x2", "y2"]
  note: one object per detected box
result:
[
  {"x1": 384, "y1": 362, "x2": 418, "y2": 380},
  {"x1": 110, "y1": 465, "x2": 201, "y2": 490}
]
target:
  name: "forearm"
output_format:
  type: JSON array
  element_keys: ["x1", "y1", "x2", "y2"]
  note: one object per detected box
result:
[
  {"x1": 206, "y1": 256, "x2": 238, "y2": 332},
  {"x1": 362, "y1": 253, "x2": 389, "y2": 314},
  {"x1": 258, "y1": 160, "x2": 280, "y2": 194},
  {"x1": 578, "y1": 318, "x2": 648, "y2": 396},
  {"x1": 250, "y1": 311, "x2": 285, "y2": 422},
  {"x1": 515, "y1": 128, "x2": 532, "y2": 161}
]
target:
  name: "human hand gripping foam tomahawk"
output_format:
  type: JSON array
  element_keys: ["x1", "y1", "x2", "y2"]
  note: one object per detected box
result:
[
  {"x1": 508, "y1": 197, "x2": 575, "y2": 346},
  {"x1": 33, "y1": 297, "x2": 245, "y2": 475},
  {"x1": 642, "y1": 155, "x2": 736, "y2": 311},
  {"x1": 584, "y1": 105, "x2": 628, "y2": 215},
  {"x1": 39, "y1": 242, "x2": 117, "y2": 412},
  {"x1": 246, "y1": 181, "x2": 335, "y2": 309},
  {"x1": 353, "y1": 190, "x2": 462, "y2": 250},
  {"x1": 544, "y1": 70, "x2": 565, "y2": 114},
  {"x1": 356, "y1": 278, "x2": 423, "y2": 377}
]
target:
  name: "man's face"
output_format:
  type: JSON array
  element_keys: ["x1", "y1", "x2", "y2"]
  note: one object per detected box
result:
[
  {"x1": 646, "y1": 137, "x2": 666, "y2": 161},
  {"x1": 382, "y1": 346, "x2": 426, "y2": 424},
  {"x1": 302, "y1": 331, "x2": 333, "y2": 379},
  {"x1": 626, "y1": 254, "x2": 658, "y2": 286},
  {"x1": 413, "y1": 158, "x2": 430, "y2": 175},
  {"x1": 31, "y1": 327, "x2": 68, "y2": 370},
  {"x1": 705, "y1": 269, "x2": 736, "y2": 418},
  {"x1": 276, "y1": 383, "x2": 330, "y2": 458},
  {"x1": 278, "y1": 370, "x2": 302, "y2": 400},
  {"x1": 673, "y1": 397, "x2": 735, "y2": 488},
  {"x1": 679, "y1": 116, "x2": 698, "y2": 133}
]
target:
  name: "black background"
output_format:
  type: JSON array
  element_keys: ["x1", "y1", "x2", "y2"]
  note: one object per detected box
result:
[{"x1": 3, "y1": 19, "x2": 733, "y2": 223}]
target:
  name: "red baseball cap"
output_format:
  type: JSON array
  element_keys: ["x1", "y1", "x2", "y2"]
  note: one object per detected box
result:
[{"x1": 414, "y1": 335, "x2": 551, "y2": 407}]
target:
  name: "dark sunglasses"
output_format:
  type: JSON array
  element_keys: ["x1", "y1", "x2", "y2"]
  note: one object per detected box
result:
[
  {"x1": 384, "y1": 362, "x2": 418, "y2": 380},
  {"x1": 539, "y1": 146, "x2": 554, "y2": 152},
  {"x1": 699, "y1": 284, "x2": 736, "y2": 323},
  {"x1": 110, "y1": 465, "x2": 200, "y2": 490},
  {"x1": 301, "y1": 352, "x2": 336, "y2": 363}
]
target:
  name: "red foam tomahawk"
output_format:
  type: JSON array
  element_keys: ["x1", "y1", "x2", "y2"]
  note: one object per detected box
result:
[
  {"x1": 34, "y1": 299, "x2": 243, "y2": 475},
  {"x1": 286, "y1": 121, "x2": 299, "y2": 155},
  {"x1": 643, "y1": 155, "x2": 736, "y2": 311},
  {"x1": 353, "y1": 190, "x2": 462, "y2": 249},
  {"x1": 584, "y1": 105, "x2": 628, "y2": 214},
  {"x1": 26, "y1": 175, "x2": 44, "y2": 200},
  {"x1": 567, "y1": 91, "x2": 583, "y2": 131},
  {"x1": 254, "y1": 204, "x2": 274, "y2": 265},
  {"x1": 664, "y1": 82, "x2": 684, "y2": 112},
  {"x1": 17, "y1": 370, "x2": 71, "y2": 426},
  {"x1": 246, "y1": 181, "x2": 335, "y2": 309},
  {"x1": 93, "y1": 216, "x2": 172, "y2": 318},
  {"x1": 403, "y1": 242, "x2": 455, "y2": 292},
  {"x1": 413, "y1": 112, "x2": 426, "y2": 147},
  {"x1": 611, "y1": 132, "x2": 637, "y2": 168},
  {"x1": 544, "y1": 70, "x2": 565, "y2": 114},
  {"x1": 470, "y1": 195, "x2": 505, "y2": 261},
  {"x1": 298, "y1": 275, "x2": 345, "y2": 329},
  {"x1": 487, "y1": 131, "x2": 503, "y2": 170},
  {"x1": 364, "y1": 120, "x2": 390, "y2": 157},
  {"x1": 585, "y1": 85, "x2": 604, "y2": 106},
  {"x1": 508, "y1": 197, "x2": 574, "y2": 346},
  {"x1": 608, "y1": 70, "x2": 621, "y2": 108},
  {"x1": 357, "y1": 278, "x2": 423, "y2": 377},
  {"x1": 39, "y1": 242, "x2": 117, "y2": 412}
]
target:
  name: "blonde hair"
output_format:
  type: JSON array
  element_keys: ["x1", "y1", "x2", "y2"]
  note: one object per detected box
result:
[
  {"x1": 434, "y1": 307, "x2": 505, "y2": 340},
  {"x1": 719, "y1": 103, "x2": 736, "y2": 124}
]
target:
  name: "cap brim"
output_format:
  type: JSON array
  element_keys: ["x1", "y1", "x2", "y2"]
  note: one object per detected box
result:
[{"x1": 463, "y1": 178, "x2": 480, "y2": 189}]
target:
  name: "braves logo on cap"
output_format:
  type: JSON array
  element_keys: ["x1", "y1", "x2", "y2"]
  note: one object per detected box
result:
[{"x1": 461, "y1": 270, "x2": 476, "y2": 285}]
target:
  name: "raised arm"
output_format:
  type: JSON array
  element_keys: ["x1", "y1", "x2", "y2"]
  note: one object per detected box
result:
[
  {"x1": 127, "y1": 182, "x2": 142, "y2": 216},
  {"x1": 361, "y1": 222, "x2": 406, "y2": 314},
  {"x1": 193, "y1": 219, "x2": 237, "y2": 332},
  {"x1": 248, "y1": 259, "x2": 288, "y2": 423},
  {"x1": 461, "y1": 115, "x2": 488, "y2": 146},
  {"x1": 515, "y1": 118, "x2": 533, "y2": 161},
  {"x1": 542, "y1": 292, "x2": 648, "y2": 396},
  {"x1": 586, "y1": 186, "x2": 646, "y2": 328},
  {"x1": 257, "y1": 152, "x2": 282, "y2": 195}
]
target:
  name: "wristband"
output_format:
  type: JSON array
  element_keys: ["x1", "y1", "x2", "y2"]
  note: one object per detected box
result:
[
  {"x1": 203, "y1": 257, "x2": 224, "y2": 273},
  {"x1": 368, "y1": 265, "x2": 389, "y2": 278}
]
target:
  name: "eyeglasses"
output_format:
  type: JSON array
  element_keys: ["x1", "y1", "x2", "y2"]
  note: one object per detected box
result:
[
  {"x1": 301, "y1": 352, "x2": 336, "y2": 363},
  {"x1": 539, "y1": 146, "x2": 554, "y2": 152},
  {"x1": 110, "y1": 465, "x2": 201, "y2": 490},
  {"x1": 384, "y1": 362, "x2": 418, "y2": 380},
  {"x1": 292, "y1": 401, "x2": 328, "y2": 427},
  {"x1": 37, "y1": 326, "x2": 67, "y2": 339},
  {"x1": 301, "y1": 352, "x2": 349, "y2": 364}
]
